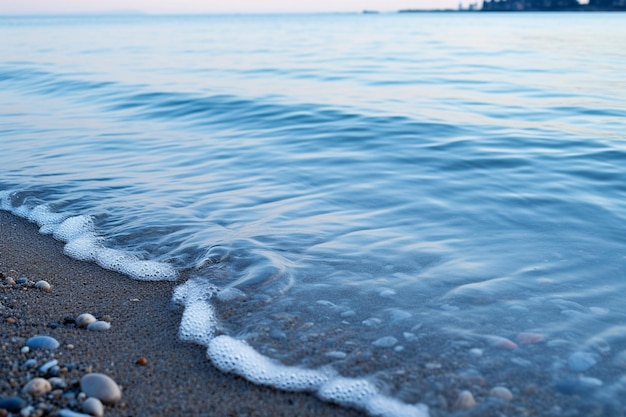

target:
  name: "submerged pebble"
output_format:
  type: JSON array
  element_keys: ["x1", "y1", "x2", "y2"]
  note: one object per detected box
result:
[
  {"x1": 454, "y1": 390, "x2": 476, "y2": 410},
  {"x1": 490, "y1": 386, "x2": 513, "y2": 401},
  {"x1": 568, "y1": 351, "x2": 597, "y2": 372},
  {"x1": 80, "y1": 373, "x2": 122, "y2": 405},
  {"x1": 26, "y1": 335, "x2": 60, "y2": 350},
  {"x1": 372, "y1": 336, "x2": 398, "y2": 348}
]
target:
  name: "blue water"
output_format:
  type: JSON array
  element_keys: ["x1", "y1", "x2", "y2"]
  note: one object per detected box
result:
[{"x1": 2, "y1": 12, "x2": 626, "y2": 415}]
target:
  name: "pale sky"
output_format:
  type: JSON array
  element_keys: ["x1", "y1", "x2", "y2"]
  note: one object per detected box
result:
[{"x1": 0, "y1": 0, "x2": 478, "y2": 14}]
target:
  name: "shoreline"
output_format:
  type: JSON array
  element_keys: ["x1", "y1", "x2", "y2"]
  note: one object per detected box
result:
[{"x1": 0, "y1": 211, "x2": 361, "y2": 417}]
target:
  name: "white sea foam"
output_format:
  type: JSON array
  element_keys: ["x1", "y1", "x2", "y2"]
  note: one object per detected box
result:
[
  {"x1": 173, "y1": 280, "x2": 430, "y2": 417},
  {"x1": 0, "y1": 197, "x2": 178, "y2": 282},
  {"x1": 53, "y1": 215, "x2": 95, "y2": 242}
]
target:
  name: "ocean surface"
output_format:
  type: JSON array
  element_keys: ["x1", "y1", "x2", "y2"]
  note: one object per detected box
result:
[{"x1": 1, "y1": 12, "x2": 626, "y2": 416}]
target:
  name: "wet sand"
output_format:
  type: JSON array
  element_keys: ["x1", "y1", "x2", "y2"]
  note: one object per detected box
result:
[{"x1": 0, "y1": 211, "x2": 363, "y2": 417}]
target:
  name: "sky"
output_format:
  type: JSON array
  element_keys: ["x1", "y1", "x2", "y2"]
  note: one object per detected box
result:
[{"x1": 0, "y1": 0, "x2": 478, "y2": 14}]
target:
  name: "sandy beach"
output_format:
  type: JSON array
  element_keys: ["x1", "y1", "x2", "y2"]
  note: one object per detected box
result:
[{"x1": 0, "y1": 211, "x2": 363, "y2": 417}]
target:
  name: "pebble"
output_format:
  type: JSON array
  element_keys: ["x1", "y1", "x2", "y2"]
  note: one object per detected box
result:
[
  {"x1": 15, "y1": 277, "x2": 28, "y2": 284},
  {"x1": 490, "y1": 386, "x2": 513, "y2": 401},
  {"x1": 48, "y1": 377, "x2": 67, "y2": 389},
  {"x1": 324, "y1": 351, "x2": 347, "y2": 359},
  {"x1": 82, "y1": 397, "x2": 104, "y2": 417},
  {"x1": 35, "y1": 280, "x2": 51, "y2": 292},
  {"x1": 76, "y1": 314, "x2": 97, "y2": 328},
  {"x1": 269, "y1": 329, "x2": 286, "y2": 340},
  {"x1": 516, "y1": 332, "x2": 545, "y2": 344},
  {"x1": 372, "y1": 336, "x2": 398, "y2": 348},
  {"x1": 3, "y1": 277, "x2": 16, "y2": 285},
  {"x1": 454, "y1": 390, "x2": 476, "y2": 410},
  {"x1": 26, "y1": 335, "x2": 60, "y2": 350},
  {"x1": 38, "y1": 359, "x2": 59, "y2": 373},
  {"x1": 23, "y1": 377, "x2": 52, "y2": 397},
  {"x1": 87, "y1": 321, "x2": 111, "y2": 331},
  {"x1": 468, "y1": 348, "x2": 483, "y2": 358},
  {"x1": 0, "y1": 397, "x2": 27, "y2": 413},
  {"x1": 485, "y1": 335, "x2": 518, "y2": 350},
  {"x1": 20, "y1": 346, "x2": 30, "y2": 354},
  {"x1": 80, "y1": 373, "x2": 122, "y2": 405},
  {"x1": 136, "y1": 356, "x2": 148, "y2": 366},
  {"x1": 58, "y1": 409, "x2": 93, "y2": 417},
  {"x1": 340, "y1": 310, "x2": 356, "y2": 318},
  {"x1": 568, "y1": 351, "x2": 597, "y2": 372}
]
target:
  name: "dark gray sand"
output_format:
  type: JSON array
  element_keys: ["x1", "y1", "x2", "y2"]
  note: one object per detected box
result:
[{"x1": 0, "y1": 212, "x2": 363, "y2": 417}]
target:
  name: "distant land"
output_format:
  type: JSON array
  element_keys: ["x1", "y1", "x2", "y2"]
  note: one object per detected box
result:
[{"x1": 397, "y1": 0, "x2": 626, "y2": 12}]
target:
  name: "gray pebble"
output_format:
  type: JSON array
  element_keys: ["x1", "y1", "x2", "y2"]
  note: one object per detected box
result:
[
  {"x1": 324, "y1": 351, "x2": 348, "y2": 359},
  {"x1": 76, "y1": 313, "x2": 97, "y2": 328},
  {"x1": 80, "y1": 373, "x2": 122, "y2": 405},
  {"x1": 23, "y1": 358, "x2": 37, "y2": 368},
  {"x1": 372, "y1": 336, "x2": 398, "y2": 348},
  {"x1": 16, "y1": 277, "x2": 28, "y2": 284},
  {"x1": 269, "y1": 329, "x2": 286, "y2": 340},
  {"x1": 83, "y1": 397, "x2": 104, "y2": 417},
  {"x1": 568, "y1": 351, "x2": 597, "y2": 372},
  {"x1": 87, "y1": 321, "x2": 111, "y2": 331},
  {"x1": 48, "y1": 377, "x2": 67, "y2": 389},
  {"x1": 490, "y1": 386, "x2": 513, "y2": 401},
  {"x1": 23, "y1": 377, "x2": 52, "y2": 397},
  {"x1": 26, "y1": 335, "x2": 60, "y2": 350},
  {"x1": 340, "y1": 310, "x2": 356, "y2": 318}
]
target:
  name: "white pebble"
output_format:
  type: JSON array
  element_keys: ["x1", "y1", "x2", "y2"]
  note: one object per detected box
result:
[
  {"x1": 454, "y1": 390, "x2": 476, "y2": 409},
  {"x1": 76, "y1": 313, "x2": 97, "y2": 328},
  {"x1": 87, "y1": 321, "x2": 111, "y2": 331},
  {"x1": 23, "y1": 377, "x2": 52, "y2": 397},
  {"x1": 35, "y1": 280, "x2": 51, "y2": 292},
  {"x1": 21, "y1": 346, "x2": 30, "y2": 353}
]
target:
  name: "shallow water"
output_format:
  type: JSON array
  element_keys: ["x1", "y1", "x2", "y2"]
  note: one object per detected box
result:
[{"x1": 2, "y1": 12, "x2": 626, "y2": 415}]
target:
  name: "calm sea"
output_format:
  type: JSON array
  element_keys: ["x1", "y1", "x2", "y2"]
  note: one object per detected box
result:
[{"x1": 2, "y1": 12, "x2": 626, "y2": 416}]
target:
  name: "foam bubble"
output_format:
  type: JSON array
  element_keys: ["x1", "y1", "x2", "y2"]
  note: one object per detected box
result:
[
  {"x1": 172, "y1": 278, "x2": 219, "y2": 345},
  {"x1": 0, "y1": 190, "x2": 13, "y2": 211},
  {"x1": 63, "y1": 236, "x2": 102, "y2": 262},
  {"x1": 96, "y1": 247, "x2": 177, "y2": 281},
  {"x1": 28, "y1": 204, "x2": 67, "y2": 228},
  {"x1": 53, "y1": 215, "x2": 94, "y2": 242},
  {"x1": 317, "y1": 377, "x2": 379, "y2": 408},
  {"x1": 208, "y1": 336, "x2": 333, "y2": 391}
]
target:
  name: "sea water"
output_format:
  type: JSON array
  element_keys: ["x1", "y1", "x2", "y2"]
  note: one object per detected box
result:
[{"x1": 1, "y1": 12, "x2": 626, "y2": 416}]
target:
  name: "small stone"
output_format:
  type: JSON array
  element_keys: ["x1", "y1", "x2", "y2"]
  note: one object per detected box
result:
[
  {"x1": 48, "y1": 377, "x2": 67, "y2": 389},
  {"x1": 76, "y1": 314, "x2": 97, "y2": 328},
  {"x1": 87, "y1": 321, "x2": 111, "y2": 331},
  {"x1": 21, "y1": 346, "x2": 30, "y2": 354},
  {"x1": 66, "y1": 344, "x2": 75, "y2": 350},
  {"x1": 454, "y1": 390, "x2": 476, "y2": 410},
  {"x1": 568, "y1": 351, "x2": 597, "y2": 372},
  {"x1": 269, "y1": 329, "x2": 286, "y2": 340},
  {"x1": 26, "y1": 335, "x2": 60, "y2": 350},
  {"x1": 468, "y1": 348, "x2": 483, "y2": 357},
  {"x1": 0, "y1": 397, "x2": 28, "y2": 413},
  {"x1": 59, "y1": 409, "x2": 92, "y2": 417},
  {"x1": 80, "y1": 373, "x2": 122, "y2": 405},
  {"x1": 340, "y1": 310, "x2": 356, "y2": 318},
  {"x1": 516, "y1": 332, "x2": 545, "y2": 345},
  {"x1": 82, "y1": 397, "x2": 104, "y2": 417},
  {"x1": 38, "y1": 359, "x2": 59, "y2": 373},
  {"x1": 3, "y1": 277, "x2": 16, "y2": 285},
  {"x1": 324, "y1": 351, "x2": 347, "y2": 359},
  {"x1": 23, "y1": 377, "x2": 52, "y2": 397},
  {"x1": 15, "y1": 277, "x2": 28, "y2": 284},
  {"x1": 135, "y1": 357, "x2": 148, "y2": 366},
  {"x1": 490, "y1": 386, "x2": 513, "y2": 401},
  {"x1": 486, "y1": 335, "x2": 518, "y2": 350},
  {"x1": 372, "y1": 336, "x2": 398, "y2": 348},
  {"x1": 35, "y1": 280, "x2": 51, "y2": 292}
]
